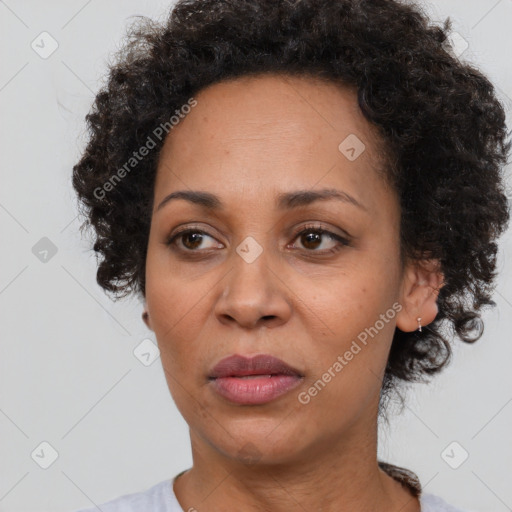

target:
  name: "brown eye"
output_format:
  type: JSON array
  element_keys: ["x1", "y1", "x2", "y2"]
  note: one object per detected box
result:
[
  {"x1": 180, "y1": 231, "x2": 205, "y2": 250},
  {"x1": 299, "y1": 231, "x2": 324, "y2": 250},
  {"x1": 290, "y1": 224, "x2": 350, "y2": 254},
  {"x1": 166, "y1": 229, "x2": 221, "y2": 252}
]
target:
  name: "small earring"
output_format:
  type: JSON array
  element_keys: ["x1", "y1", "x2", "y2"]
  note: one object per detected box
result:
[
  {"x1": 142, "y1": 309, "x2": 149, "y2": 322},
  {"x1": 417, "y1": 317, "x2": 422, "y2": 332}
]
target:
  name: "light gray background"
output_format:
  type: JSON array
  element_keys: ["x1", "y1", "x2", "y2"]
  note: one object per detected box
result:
[{"x1": 1, "y1": 1, "x2": 511, "y2": 511}]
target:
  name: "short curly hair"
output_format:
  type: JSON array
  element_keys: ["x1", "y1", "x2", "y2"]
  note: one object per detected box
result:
[{"x1": 72, "y1": 0, "x2": 511, "y2": 405}]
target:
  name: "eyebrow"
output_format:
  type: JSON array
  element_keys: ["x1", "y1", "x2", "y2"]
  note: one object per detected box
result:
[{"x1": 155, "y1": 188, "x2": 368, "y2": 213}]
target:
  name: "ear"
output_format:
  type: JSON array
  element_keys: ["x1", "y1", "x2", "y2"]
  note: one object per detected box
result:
[
  {"x1": 395, "y1": 258, "x2": 444, "y2": 333},
  {"x1": 142, "y1": 305, "x2": 153, "y2": 331}
]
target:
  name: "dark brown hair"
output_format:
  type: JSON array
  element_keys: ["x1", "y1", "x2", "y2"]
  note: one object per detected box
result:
[{"x1": 72, "y1": 0, "x2": 511, "y2": 408}]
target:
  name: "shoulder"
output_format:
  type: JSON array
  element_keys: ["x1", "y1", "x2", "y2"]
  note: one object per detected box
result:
[
  {"x1": 420, "y1": 492, "x2": 474, "y2": 512},
  {"x1": 71, "y1": 478, "x2": 181, "y2": 512}
]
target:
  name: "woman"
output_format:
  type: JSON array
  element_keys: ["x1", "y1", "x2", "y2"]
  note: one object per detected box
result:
[{"x1": 71, "y1": 0, "x2": 510, "y2": 510}]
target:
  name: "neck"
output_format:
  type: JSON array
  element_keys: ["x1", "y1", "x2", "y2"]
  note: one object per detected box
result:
[{"x1": 173, "y1": 415, "x2": 420, "y2": 512}]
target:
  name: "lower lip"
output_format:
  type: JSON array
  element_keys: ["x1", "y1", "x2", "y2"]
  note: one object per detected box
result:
[{"x1": 209, "y1": 375, "x2": 302, "y2": 405}]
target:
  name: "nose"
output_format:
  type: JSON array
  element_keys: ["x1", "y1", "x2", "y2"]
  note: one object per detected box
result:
[{"x1": 214, "y1": 244, "x2": 292, "y2": 330}]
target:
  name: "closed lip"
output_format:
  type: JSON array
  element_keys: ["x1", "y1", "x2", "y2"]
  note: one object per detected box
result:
[{"x1": 208, "y1": 354, "x2": 303, "y2": 379}]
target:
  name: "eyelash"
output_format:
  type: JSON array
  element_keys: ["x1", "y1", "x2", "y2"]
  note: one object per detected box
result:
[{"x1": 165, "y1": 223, "x2": 351, "y2": 256}]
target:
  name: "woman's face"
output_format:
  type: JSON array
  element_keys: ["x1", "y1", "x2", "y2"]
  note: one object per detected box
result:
[{"x1": 144, "y1": 73, "x2": 437, "y2": 466}]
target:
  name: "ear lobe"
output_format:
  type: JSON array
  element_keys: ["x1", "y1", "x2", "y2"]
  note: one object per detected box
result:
[
  {"x1": 395, "y1": 259, "x2": 444, "y2": 333},
  {"x1": 142, "y1": 308, "x2": 153, "y2": 330}
]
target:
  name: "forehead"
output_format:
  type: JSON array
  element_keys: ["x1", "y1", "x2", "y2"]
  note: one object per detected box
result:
[{"x1": 154, "y1": 73, "x2": 393, "y2": 214}]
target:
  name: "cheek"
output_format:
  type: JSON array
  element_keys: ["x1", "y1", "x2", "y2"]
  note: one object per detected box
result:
[
  {"x1": 145, "y1": 273, "x2": 210, "y2": 412},
  {"x1": 145, "y1": 256, "x2": 206, "y2": 358},
  {"x1": 145, "y1": 237, "x2": 206, "y2": 324},
  {"x1": 301, "y1": 264, "x2": 399, "y2": 389},
  {"x1": 147, "y1": 280, "x2": 205, "y2": 351},
  {"x1": 307, "y1": 269, "x2": 390, "y2": 342}
]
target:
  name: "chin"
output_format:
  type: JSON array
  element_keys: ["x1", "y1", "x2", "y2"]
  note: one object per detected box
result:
[{"x1": 203, "y1": 418, "x2": 307, "y2": 466}]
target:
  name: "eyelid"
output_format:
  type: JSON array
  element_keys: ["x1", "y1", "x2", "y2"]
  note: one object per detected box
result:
[
  {"x1": 165, "y1": 221, "x2": 352, "y2": 253},
  {"x1": 167, "y1": 220, "x2": 352, "y2": 240},
  {"x1": 289, "y1": 222, "x2": 352, "y2": 242},
  {"x1": 165, "y1": 223, "x2": 222, "y2": 247}
]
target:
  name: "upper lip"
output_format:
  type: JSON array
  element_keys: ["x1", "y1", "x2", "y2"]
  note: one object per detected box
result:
[{"x1": 208, "y1": 354, "x2": 303, "y2": 379}]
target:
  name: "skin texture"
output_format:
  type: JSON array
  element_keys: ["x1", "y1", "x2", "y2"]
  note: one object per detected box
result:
[{"x1": 143, "y1": 73, "x2": 444, "y2": 512}]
